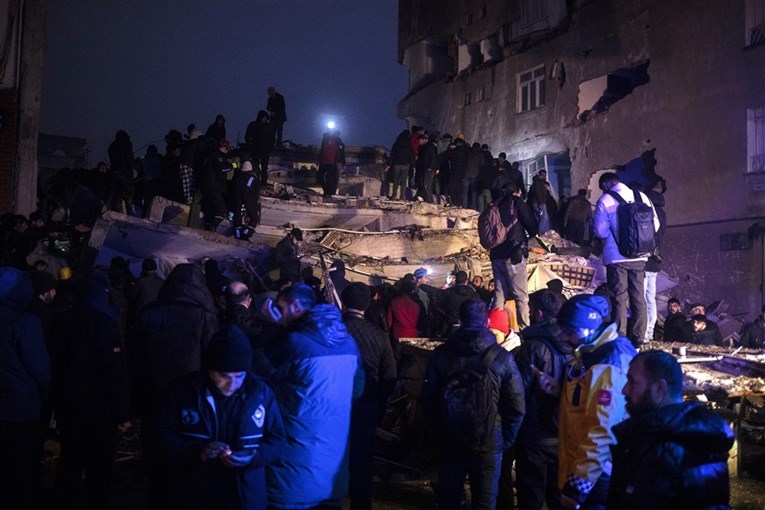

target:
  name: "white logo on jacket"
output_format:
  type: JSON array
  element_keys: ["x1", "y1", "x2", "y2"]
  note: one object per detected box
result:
[{"x1": 253, "y1": 404, "x2": 265, "y2": 428}]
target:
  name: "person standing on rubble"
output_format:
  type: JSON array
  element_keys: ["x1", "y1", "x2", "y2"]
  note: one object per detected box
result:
[
  {"x1": 245, "y1": 110, "x2": 276, "y2": 188},
  {"x1": 593, "y1": 172, "x2": 659, "y2": 348},
  {"x1": 317, "y1": 128, "x2": 346, "y2": 198},
  {"x1": 267, "y1": 86, "x2": 287, "y2": 145},
  {"x1": 489, "y1": 181, "x2": 538, "y2": 332},
  {"x1": 387, "y1": 130, "x2": 414, "y2": 200},
  {"x1": 609, "y1": 349, "x2": 734, "y2": 509}
]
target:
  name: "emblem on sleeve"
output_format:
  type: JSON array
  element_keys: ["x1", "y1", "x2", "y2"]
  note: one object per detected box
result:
[{"x1": 253, "y1": 404, "x2": 265, "y2": 428}]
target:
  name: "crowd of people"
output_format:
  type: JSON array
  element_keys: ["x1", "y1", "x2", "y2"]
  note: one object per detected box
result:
[
  {"x1": 0, "y1": 113, "x2": 752, "y2": 509},
  {"x1": 0, "y1": 206, "x2": 741, "y2": 510}
]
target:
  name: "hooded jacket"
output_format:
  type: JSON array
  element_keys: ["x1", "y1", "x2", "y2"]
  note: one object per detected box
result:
[
  {"x1": 0, "y1": 267, "x2": 51, "y2": 422},
  {"x1": 609, "y1": 401, "x2": 734, "y2": 510},
  {"x1": 515, "y1": 319, "x2": 573, "y2": 443},
  {"x1": 136, "y1": 263, "x2": 219, "y2": 420},
  {"x1": 421, "y1": 326, "x2": 526, "y2": 457},
  {"x1": 558, "y1": 323, "x2": 637, "y2": 505},
  {"x1": 265, "y1": 304, "x2": 364, "y2": 509}
]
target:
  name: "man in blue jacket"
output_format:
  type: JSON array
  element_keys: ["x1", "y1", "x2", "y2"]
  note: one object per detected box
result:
[
  {"x1": 0, "y1": 267, "x2": 51, "y2": 510},
  {"x1": 261, "y1": 283, "x2": 365, "y2": 509}
]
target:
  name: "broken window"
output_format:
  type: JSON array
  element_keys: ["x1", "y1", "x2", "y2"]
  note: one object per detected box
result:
[
  {"x1": 746, "y1": 0, "x2": 765, "y2": 47},
  {"x1": 522, "y1": 0, "x2": 549, "y2": 26},
  {"x1": 518, "y1": 65, "x2": 546, "y2": 113},
  {"x1": 578, "y1": 61, "x2": 650, "y2": 123},
  {"x1": 747, "y1": 107, "x2": 765, "y2": 173}
]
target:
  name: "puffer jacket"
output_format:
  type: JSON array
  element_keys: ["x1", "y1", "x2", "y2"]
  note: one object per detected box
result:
[
  {"x1": 558, "y1": 323, "x2": 636, "y2": 505},
  {"x1": 609, "y1": 401, "x2": 734, "y2": 510},
  {"x1": 0, "y1": 267, "x2": 50, "y2": 421},
  {"x1": 421, "y1": 326, "x2": 526, "y2": 457},
  {"x1": 265, "y1": 304, "x2": 365, "y2": 509}
]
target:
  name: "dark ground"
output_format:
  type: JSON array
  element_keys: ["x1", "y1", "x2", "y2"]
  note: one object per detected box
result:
[{"x1": 31, "y1": 431, "x2": 765, "y2": 510}]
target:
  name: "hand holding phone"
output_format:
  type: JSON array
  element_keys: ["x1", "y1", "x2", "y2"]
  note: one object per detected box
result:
[{"x1": 532, "y1": 363, "x2": 561, "y2": 397}]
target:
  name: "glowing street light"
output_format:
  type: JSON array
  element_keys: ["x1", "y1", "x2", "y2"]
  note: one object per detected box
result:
[{"x1": 326, "y1": 120, "x2": 336, "y2": 130}]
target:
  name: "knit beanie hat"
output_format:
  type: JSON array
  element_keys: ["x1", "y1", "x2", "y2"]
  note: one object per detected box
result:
[
  {"x1": 557, "y1": 294, "x2": 609, "y2": 334},
  {"x1": 241, "y1": 160, "x2": 253, "y2": 172},
  {"x1": 341, "y1": 282, "x2": 371, "y2": 311},
  {"x1": 488, "y1": 307, "x2": 510, "y2": 336},
  {"x1": 413, "y1": 267, "x2": 428, "y2": 279},
  {"x1": 204, "y1": 325, "x2": 253, "y2": 372}
]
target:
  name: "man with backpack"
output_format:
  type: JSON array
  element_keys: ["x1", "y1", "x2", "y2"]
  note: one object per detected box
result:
[
  {"x1": 421, "y1": 299, "x2": 526, "y2": 510},
  {"x1": 593, "y1": 172, "x2": 659, "y2": 348},
  {"x1": 487, "y1": 181, "x2": 538, "y2": 331}
]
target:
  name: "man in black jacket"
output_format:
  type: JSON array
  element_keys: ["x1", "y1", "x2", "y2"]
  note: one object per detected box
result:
[
  {"x1": 609, "y1": 349, "x2": 734, "y2": 509},
  {"x1": 662, "y1": 298, "x2": 692, "y2": 343},
  {"x1": 489, "y1": 181, "x2": 539, "y2": 331},
  {"x1": 341, "y1": 282, "x2": 397, "y2": 510},
  {"x1": 512, "y1": 289, "x2": 571, "y2": 510},
  {"x1": 421, "y1": 299, "x2": 525, "y2": 510},
  {"x1": 267, "y1": 86, "x2": 287, "y2": 145}
]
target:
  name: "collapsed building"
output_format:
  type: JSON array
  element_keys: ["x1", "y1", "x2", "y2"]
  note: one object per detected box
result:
[{"x1": 396, "y1": 0, "x2": 765, "y2": 325}]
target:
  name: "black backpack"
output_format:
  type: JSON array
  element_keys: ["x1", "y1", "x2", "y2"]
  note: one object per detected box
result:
[
  {"x1": 439, "y1": 344, "x2": 502, "y2": 455},
  {"x1": 607, "y1": 190, "x2": 656, "y2": 258}
]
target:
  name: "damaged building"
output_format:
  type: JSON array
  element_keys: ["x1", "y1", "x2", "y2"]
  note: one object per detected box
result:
[{"x1": 397, "y1": 0, "x2": 765, "y2": 322}]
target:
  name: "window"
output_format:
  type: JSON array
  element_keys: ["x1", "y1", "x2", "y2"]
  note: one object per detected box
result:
[
  {"x1": 522, "y1": 0, "x2": 549, "y2": 26},
  {"x1": 518, "y1": 65, "x2": 546, "y2": 112},
  {"x1": 747, "y1": 107, "x2": 765, "y2": 172},
  {"x1": 464, "y1": 92, "x2": 472, "y2": 106},
  {"x1": 466, "y1": 12, "x2": 473, "y2": 25},
  {"x1": 480, "y1": 5, "x2": 487, "y2": 19},
  {"x1": 746, "y1": 0, "x2": 765, "y2": 47}
]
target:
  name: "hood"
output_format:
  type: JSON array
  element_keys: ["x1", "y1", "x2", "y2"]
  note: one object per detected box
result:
[
  {"x1": 294, "y1": 304, "x2": 355, "y2": 347},
  {"x1": 256, "y1": 110, "x2": 270, "y2": 123},
  {"x1": 0, "y1": 267, "x2": 34, "y2": 309},
  {"x1": 447, "y1": 326, "x2": 496, "y2": 355},
  {"x1": 159, "y1": 263, "x2": 215, "y2": 310}
]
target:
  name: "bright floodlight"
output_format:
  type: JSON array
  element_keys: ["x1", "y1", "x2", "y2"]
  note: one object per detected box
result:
[{"x1": 327, "y1": 120, "x2": 336, "y2": 130}]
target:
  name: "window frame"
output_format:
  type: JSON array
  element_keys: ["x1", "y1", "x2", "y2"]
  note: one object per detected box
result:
[{"x1": 517, "y1": 64, "x2": 546, "y2": 113}]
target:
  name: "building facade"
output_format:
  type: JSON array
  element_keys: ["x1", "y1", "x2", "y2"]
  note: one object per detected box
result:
[{"x1": 397, "y1": 0, "x2": 765, "y2": 321}]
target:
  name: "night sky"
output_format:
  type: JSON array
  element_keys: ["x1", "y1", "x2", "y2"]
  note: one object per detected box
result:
[{"x1": 40, "y1": 0, "x2": 407, "y2": 165}]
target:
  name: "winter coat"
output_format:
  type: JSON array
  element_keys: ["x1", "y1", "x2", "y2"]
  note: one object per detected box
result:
[
  {"x1": 421, "y1": 326, "x2": 526, "y2": 457},
  {"x1": 245, "y1": 111, "x2": 275, "y2": 157},
  {"x1": 107, "y1": 130, "x2": 135, "y2": 178},
  {"x1": 264, "y1": 304, "x2": 364, "y2": 509},
  {"x1": 514, "y1": 319, "x2": 573, "y2": 443},
  {"x1": 593, "y1": 182, "x2": 660, "y2": 265},
  {"x1": 558, "y1": 323, "x2": 637, "y2": 505},
  {"x1": 388, "y1": 133, "x2": 414, "y2": 167},
  {"x1": 663, "y1": 312, "x2": 693, "y2": 343},
  {"x1": 387, "y1": 292, "x2": 426, "y2": 340},
  {"x1": 343, "y1": 310, "x2": 397, "y2": 414},
  {"x1": 609, "y1": 401, "x2": 734, "y2": 510},
  {"x1": 154, "y1": 371, "x2": 286, "y2": 510},
  {"x1": 441, "y1": 284, "x2": 478, "y2": 326},
  {"x1": 489, "y1": 194, "x2": 539, "y2": 262},
  {"x1": 739, "y1": 316, "x2": 765, "y2": 349},
  {"x1": 135, "y1": 263, "x2": 219, "y2": 421},
  {"x1": 0, "y1": 267, "x2": 51, "y2": 422}
]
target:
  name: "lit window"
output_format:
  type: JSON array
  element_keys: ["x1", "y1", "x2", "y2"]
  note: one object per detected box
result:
[
  {"x1": 518, "y1": 65, "x2": 546, "y2": 112},
  {"x1": 522, "y1": 0, "x2": 549, "y2": 26},
  {"x1": 747, "y1": 107, "x2": 765, "y2": 172}
]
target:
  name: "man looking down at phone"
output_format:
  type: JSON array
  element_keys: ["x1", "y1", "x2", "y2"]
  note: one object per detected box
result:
[
  {"x1": 153, "y1": 325, "x2": 285, "y2": 510},
  {"x1": 534, "y1": 294, "x2": 636, "y2": 510}
]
